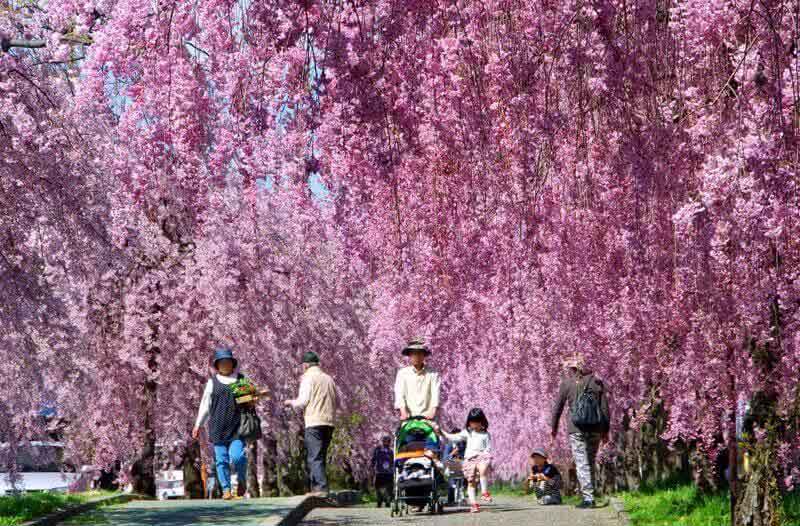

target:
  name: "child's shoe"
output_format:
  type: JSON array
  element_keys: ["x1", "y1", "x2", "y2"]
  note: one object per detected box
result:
[
  {"x1": 470, "y1": 503, "x2": 481, "y2": 513},
  {"x1": 481, "y1": 492, "x2": 493, "y2": 503},
  {"x1": 222, "y1": 490, "x2": 233, "y2": 500}
]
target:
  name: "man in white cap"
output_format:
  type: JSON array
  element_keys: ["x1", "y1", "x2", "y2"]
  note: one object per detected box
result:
[{"x1": 550, "y1": 353, "x2": 610, "y2": 509}]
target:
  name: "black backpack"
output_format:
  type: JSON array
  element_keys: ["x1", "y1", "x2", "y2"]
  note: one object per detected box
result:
[{"x1": 571, "y1": 375, "x2": 609, "y2": 432}]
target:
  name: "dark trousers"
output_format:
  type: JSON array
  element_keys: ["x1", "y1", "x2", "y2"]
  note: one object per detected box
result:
[
  {"x1": 305, "y1": 425, "x2": 334, "y2": 492},
  {"x1": 375, "y1": 473, "x2": 393, "y2": 507}
]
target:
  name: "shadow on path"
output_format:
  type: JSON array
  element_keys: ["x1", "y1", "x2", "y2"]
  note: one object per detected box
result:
[{"x1": 60, "y1": 498, "x2": 304, "y2": 526}]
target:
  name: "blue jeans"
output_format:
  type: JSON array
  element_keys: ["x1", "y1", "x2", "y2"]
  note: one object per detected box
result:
[
  {"x1": 305, "y1": 426, "x2": 334, "y2": 492},
  {"x1": 214, "y1": 439, "x2": 247, "y2": 492}
]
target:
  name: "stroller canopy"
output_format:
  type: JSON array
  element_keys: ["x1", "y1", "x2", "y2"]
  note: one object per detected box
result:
[{"x1": 396, "y1": 419, "x2": 439, "y2": 455}]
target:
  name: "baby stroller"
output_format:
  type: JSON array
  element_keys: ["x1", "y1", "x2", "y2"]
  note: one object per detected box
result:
[
  {"x1": 390, "y1": 417, "x2": 447, "y2": 517},
  {"x1": 443, "y1": 443, "x2": 467, "y2": 506}
]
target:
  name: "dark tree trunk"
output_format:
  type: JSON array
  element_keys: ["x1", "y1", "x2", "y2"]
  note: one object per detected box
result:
[
  {"x1": 260, "y1": 433, "x2": 278, "y2": 497},
  {"x1": 182, "y1": 441, "x2": 204, "y2": 499},
  {"x1": 247, "y1": 440, "x2": 260, "y2": 497},
  {"x1": 691, "y1": 442, "x2": 721, "y2": 494},
  {"x1": 596, "y1": 397, "x2": 690, "y2": 495},
  {"x1": 342, "y1": 457, "x2": 358, "y2": 490},
  {"x1": 130, "y1": 386, "x2": 156, "y2": 497},
  {"x1": 734, "y1": 296, "x2": 784, "y2": 526},
  {"x1": 288, "y1": 429, "x2": 308, "y2": 495},
  {"x1": 131, "y1": 301, "x2": 161, "y2": 497},
  {"x1": 278, "y1": 429, "x2": 308, "y2": 495},
  {"x1": 96, "y1": 462, "x2": 120, "y2": 490},
  {"x1": 734, "y1": 440, "x2": 780, "y2": 526}
]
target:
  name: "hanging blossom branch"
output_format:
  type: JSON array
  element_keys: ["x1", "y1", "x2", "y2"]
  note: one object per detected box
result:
[
  {"x1": 1, "y1": 7, "x2": 102, "y2": 53},
  {"x1": 1, "y1": 34, "x2": 93, "y2": 52}
]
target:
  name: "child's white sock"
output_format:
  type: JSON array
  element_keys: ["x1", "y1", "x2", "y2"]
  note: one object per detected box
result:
[
  {"x1": 480, "y1": 476, "x2": 489, "y2": 495},
  {"x1": 468, "y1": 485, "x2": 477, "y2": 505}
]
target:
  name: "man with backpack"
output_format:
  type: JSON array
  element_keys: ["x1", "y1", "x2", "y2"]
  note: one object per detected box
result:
[{"x1": 550, "y1": 354, "x2": 610, "y2": 509}]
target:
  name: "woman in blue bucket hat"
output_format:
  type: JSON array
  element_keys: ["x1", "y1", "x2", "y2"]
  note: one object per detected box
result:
[{"x1": 192, "y1": 347, "x2": 248, "y2": 500}]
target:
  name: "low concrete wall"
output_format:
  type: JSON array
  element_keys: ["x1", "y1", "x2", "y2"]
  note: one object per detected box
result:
[
  {"x1": 265, "y1": 490, "x2": 362, "y2": 526},
  {"x1": 21, "y1": 493, "x2": 142, "y2": 526}
]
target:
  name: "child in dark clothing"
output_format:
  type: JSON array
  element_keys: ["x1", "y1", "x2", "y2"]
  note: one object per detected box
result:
[{"x1": 527, "y1": 448, "x2": 562, "y2": 505}]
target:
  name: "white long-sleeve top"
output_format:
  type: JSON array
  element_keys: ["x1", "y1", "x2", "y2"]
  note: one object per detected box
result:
[
  {"x1": 441, "y1": 429, "x2": 491, "y2": 460},
  {"x1": 194, "y1": 373, "x2": 239, "y2": 429}
]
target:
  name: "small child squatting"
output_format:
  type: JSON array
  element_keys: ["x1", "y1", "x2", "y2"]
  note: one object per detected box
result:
[
  {"x1": 436, "y1": 408, "x2": 493, "y2": 513},
  {"x1": 527, "y1": 448, "x2": 562, "y2": 505}
]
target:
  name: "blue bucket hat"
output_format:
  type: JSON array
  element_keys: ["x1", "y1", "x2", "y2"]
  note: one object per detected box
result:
[{"x1": 213, "y1": 347, "x2": 238, "y2": 370}]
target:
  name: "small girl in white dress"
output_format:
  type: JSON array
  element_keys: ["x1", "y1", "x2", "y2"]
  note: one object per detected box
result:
[{"x1": 436, "y1": 408, "x2": 492, "y2": 513}]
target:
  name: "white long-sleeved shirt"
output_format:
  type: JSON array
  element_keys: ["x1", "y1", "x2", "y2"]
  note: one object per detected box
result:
[
  {"x1": 393, "y1": 366, "x2": 441, "y2": 417},
  {"x1": 441, "y1": 429, "x2": 491, "y2": 460},
  {"x1": 194, "y1": 374, "x2": 239, "y2": 429}
]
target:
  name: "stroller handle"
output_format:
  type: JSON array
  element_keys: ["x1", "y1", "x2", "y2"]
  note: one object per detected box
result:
[{"x1": 399, "y1": 415, "x2": 433, "y2": 423}]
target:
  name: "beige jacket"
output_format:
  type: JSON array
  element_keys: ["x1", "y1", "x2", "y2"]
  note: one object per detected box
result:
[{"x1": 289, "y1": 365, "x2": 337, "y2": 428}]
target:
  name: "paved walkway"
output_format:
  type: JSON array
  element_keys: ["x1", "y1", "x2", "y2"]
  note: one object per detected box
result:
[
  {"x1": 299, "y1": 496, "x2": 620, "y2": 526},
  {"x1": 59, "y1": 496, "x2": 307, "y2": 526}
]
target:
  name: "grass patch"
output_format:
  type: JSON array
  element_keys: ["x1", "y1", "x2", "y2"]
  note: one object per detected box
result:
[
  {"x1": 489, "y1": 480, "x2": 527, "y2": 497},
  {"x1": 61, "y1": 509, "x2": 112, "y2": 525},
  {"x1": 0, "y1": 491, "x2": 117, "y2": 526},
  {"x1": 784, "y1": 492, "x2": 800, "y2": 526},
  {"x1": 620, "y1": 484, "x2": 727, "y2": 526},
  {"x1": 60, "y1": 501, "x2": 123, "y2": 526},
  {"x1": 620, "y1": 484, "x2": 800, "y2": 526}
]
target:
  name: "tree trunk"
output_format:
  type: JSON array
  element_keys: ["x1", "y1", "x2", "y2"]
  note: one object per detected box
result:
[
  {"x1": 596, "y1": 399, "x2": 690, "y2": 495},
  {"x1": 181, "y1": 441, "x2": 204, "y2": 499},
  {"x1": 690, "y1": 442, "x2": 722, "y2": 494},
  {"x1": 131, "y1": 305, "x2": 161, "y2": 497},
  {"x1": 342, "y1": 457, "x2": 357, "y2": 489},
  {"x1": 278, "y1": 429, "x2": 308, "y2": 495},
  {"x1": 130, "y1": 394, "x2": 156, "y2": 497},
  {"x1": 260, "y1": 433, "x2": 278, "y2": 497},
  {"x1": 734, "y1": 440, "x2": 780, "y2": 526},
  {"x1": 247, "y1": 440, "x2": 260, "y2": 497},
  {"x1": 734, "y1": 296, "x2": 784, "y2": 526},
  {"x1": 96, "y1": 462, "x2": 120, "y2": 490},
  {"x1": 287, "y1": 431, "x2": 308, "y2": 495}
]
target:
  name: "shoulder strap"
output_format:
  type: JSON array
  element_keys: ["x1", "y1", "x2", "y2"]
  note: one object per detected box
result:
[{"x1": 579, "y1": 374, "x2": 596, "y2": 394}]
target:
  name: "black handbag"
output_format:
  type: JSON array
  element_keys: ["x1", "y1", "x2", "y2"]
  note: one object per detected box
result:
[{"x1": 238, "y1": 407, "x2": 263, "y2": 442}]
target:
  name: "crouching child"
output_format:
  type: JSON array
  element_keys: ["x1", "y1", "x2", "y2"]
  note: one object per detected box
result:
[{"x1": 527, "y1": 448, "x2": 562, "y2": 505}]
